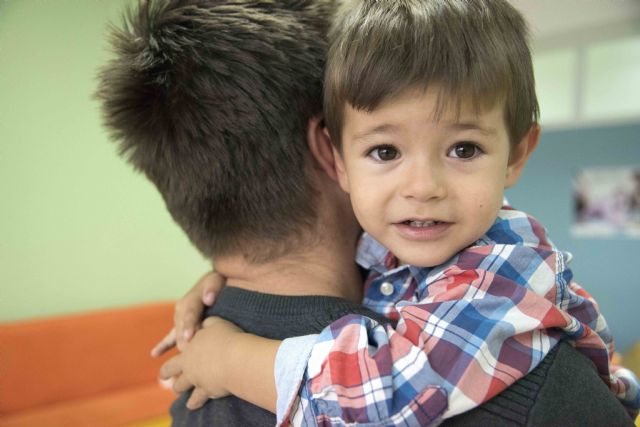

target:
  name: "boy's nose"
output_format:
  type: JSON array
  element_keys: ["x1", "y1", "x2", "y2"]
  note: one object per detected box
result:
[{"x1": 399, "y1": 161, "x2": 446, "y2": 202}]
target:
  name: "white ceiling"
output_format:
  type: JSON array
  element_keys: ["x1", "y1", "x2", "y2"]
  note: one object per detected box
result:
[{"x1": 510, "y1": 0, "x2": 640, "y2": 46}]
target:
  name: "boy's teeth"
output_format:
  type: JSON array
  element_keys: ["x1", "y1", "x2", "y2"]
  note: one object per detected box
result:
[{"x1": 408, "y1": 220, "x2": 437, "y2": 227}]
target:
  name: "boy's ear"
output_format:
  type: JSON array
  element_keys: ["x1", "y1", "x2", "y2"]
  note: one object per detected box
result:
[
  {"x1": 307, "y1": 115, "x2": 340, "y2": 182},
  {"x1": 306, "y1": 116, "x2": 351, "y2": 192},
  {"x1": 505, "y1": 124, "x2": 540, "y2": 188}
]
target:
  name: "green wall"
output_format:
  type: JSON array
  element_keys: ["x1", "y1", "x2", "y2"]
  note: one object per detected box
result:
[{"x1": 0, "y1": 0, "x2": 210, "y2": 322}]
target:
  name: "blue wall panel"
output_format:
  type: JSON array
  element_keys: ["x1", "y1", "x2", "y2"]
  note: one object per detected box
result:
[{"x1": 507, "y1": 122, "x2": 640, "y2": 352}]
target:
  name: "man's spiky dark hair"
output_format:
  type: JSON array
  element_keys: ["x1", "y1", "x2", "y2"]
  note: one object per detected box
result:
[{"x1": 96, "y1": 0, "x2": 336, "y2": 260}]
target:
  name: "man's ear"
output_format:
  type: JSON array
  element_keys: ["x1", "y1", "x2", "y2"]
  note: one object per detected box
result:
[
  {"x1": 505, "y1": 124, "x2": 540, "y2": 188},
  {"x1": 307, "y1": 116, "x2": 341, "y2": 183}
]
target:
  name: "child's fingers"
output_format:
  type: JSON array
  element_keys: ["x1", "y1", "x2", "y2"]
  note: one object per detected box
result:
[
  {"x1": 176, "y1": 312, "x2": 199, "y2": 352},
  {"x1": 200, "y1": 271, "x2": 226, "y2": 305},
  {"x1": 186, "y1": 387, "x2": 209, "y2": 410},
  {"x1": 150, "y1": 327, "x2": 177, "y2": 357},
  {"x1": 159, "y1": 354, "x2": 183, "y2": 380},
  {"x1": 174, "y1": 271, "x2": 228, "y2": 351},
  {"x1": 172, "y1": 374, "x2": 194, "y2": 394},
  {"x1": 201, "y1": 316, "x2": 221, "y2": 328},
  {"x1": 158, "y1": 376, "x2": 175, "y2": 391},
  {"x1": 175, "y1": 282, "x2": 207, "y2": 349}
]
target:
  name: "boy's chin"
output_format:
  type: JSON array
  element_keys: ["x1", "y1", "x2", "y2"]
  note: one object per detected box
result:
[{"x1": 395, "y1": 249, "x2": 455, "y2": 268}]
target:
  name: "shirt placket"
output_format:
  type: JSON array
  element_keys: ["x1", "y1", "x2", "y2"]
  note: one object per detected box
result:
[{"x1": 364, "y1": 266, "x2": 415, "y2": 319}]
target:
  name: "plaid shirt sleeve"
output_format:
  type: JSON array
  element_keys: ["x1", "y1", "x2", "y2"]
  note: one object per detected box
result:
[{"x1": 278, "y1": 208, "x2": 640, "y2": 426}]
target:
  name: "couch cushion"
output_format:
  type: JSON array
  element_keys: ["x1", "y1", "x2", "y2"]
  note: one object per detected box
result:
[
  {"x1": 0, "y1": 302, "x2": 175, "y2": 415},
  {"x1": 0, "y1": 382, "x2": 174, "y2": 427}
]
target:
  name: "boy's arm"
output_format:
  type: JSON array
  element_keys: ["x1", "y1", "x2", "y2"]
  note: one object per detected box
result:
[{"x1": 160, "y1": 316, "x2": 280, "y2": 412}]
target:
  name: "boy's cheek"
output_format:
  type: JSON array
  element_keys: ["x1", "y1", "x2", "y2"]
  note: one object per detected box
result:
[
  {"x1": 335, "y1": 168, "x2": 351, "y2": 193},
  {"x1": 504, "y1": 164, "x2": 524, "y2": 188},
  {"x1": 333, "y1": 151, "x2": 352, "y2": 193}
]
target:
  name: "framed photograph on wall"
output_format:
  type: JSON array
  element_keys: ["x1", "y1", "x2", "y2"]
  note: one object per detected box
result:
[{"x1": 572, "y1": 166, "x2": 640, "y2": 238}]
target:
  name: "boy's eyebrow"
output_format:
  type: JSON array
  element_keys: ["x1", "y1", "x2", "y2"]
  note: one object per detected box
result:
[
  {"x1": 351, "y1": 122, "x2": 498, "y2": 141},
  {"x1": 448, "y1": 122, "x2": 498, "y2": 135},
  {"x1": 352, "y1": 124, "x2": 399, "y2": 142}
]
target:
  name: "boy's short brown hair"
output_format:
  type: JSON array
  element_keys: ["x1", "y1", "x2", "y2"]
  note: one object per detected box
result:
[
  {"x1": 96, "y1": 0, "x2": 335, "y2": 261},
  {"x1": 324, "y1": 0, "x2": 539, "y2": 147}
]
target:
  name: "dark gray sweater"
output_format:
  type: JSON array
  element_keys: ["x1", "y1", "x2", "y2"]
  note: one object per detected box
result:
[{"x1": 171, "y1": 286, "x2": 633, "y2": 427}]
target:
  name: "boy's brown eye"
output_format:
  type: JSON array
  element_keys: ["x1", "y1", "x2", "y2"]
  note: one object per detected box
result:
[
  {"x1": 370, "y1": 145, "x2": 399, "y2": 161},
  {"x1": 450, "y1": 143, "x2": 480, "y2": 159}
]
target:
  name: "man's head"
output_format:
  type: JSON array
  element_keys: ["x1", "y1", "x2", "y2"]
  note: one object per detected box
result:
[
  {"x1": 324, "y1": 0, "x2": 539, "y2": 148},
  {"x1": 325, "y1": 0, "x2": 540, "y2": 267},
  {"x1": 96, "y1": 0, "x2": 336, "y2": 262}
]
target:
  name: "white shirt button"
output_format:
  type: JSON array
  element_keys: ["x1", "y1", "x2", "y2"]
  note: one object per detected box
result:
[{"x1": 380, "y1": 281, "x2": 394, "y2": 296}]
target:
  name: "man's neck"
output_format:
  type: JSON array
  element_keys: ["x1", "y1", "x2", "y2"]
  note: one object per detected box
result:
[
  {"x1": 213, "y1": 162, "x2": 364, "y2": 302},
  {"x1": 213, "y1": 238, "x2": 363, "y2": 303}
]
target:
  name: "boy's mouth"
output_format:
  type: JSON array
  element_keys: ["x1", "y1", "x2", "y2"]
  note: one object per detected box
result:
[
  {"x1": 394, "y1": 219, "x2": 452, "y2": 240},
  {"x1": 402, "y1": 220, "x2": 444, "y2": 227}
]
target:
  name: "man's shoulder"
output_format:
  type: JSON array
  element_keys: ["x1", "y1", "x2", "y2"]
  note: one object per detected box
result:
[
  {"x1": 444, "y1": 341, "x2": 634, "y2": 426},
  {"x1": 528, "y1": 341, "x2": 633, "y2": 426},
  {"x1": 207, "y1": 285, "x2": 388, "y2": 339}
]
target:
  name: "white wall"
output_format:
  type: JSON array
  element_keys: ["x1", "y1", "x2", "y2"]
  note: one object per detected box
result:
[
  {"x1": 513, "y1": 0, "x2": 640, "y2": 128},
  {"x1": 534, "y1": 34, "x2": 640, "y2": 127}
]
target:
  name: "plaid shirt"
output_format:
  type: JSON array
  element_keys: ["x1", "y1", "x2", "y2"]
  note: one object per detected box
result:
[{"x1": 279, "y1": 206, "x2": 640, "y2": 426}]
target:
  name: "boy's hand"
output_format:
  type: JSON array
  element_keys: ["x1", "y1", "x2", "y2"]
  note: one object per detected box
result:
[
  {"x1": 159, "y1": 316, "x2": 244, "y2": 409},
  {"x1": 151, "y1": 271, "x2": 226, "y2": 357}
]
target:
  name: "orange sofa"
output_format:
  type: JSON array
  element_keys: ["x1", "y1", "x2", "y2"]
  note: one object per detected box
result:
[{"x1": 0, "y1": 302, "x2": 176, "y2": 427}]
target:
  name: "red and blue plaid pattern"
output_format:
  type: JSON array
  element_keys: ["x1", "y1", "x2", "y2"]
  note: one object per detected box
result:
[{"x1": 282, "y1": 206, "x2": 639, "y2": 426}]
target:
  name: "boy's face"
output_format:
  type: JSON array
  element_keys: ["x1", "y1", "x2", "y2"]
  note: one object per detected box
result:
[{"x1": 334, "y1": 88, "x2": 537, "y2": 267}]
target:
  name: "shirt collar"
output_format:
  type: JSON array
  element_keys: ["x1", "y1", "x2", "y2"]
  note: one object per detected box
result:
[{"x1": 355, "y1": 232, "x2": 396, "y2": 273}]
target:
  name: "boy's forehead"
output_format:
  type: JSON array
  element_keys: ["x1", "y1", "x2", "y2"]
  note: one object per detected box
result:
[{"x1": 342, "y1": 87, "x2": 508, "y2": 130}]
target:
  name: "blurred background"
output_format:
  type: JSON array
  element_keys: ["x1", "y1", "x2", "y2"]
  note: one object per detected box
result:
[
  {"x1": 1, "y1": 0, "x2": 639, "y2": 349},
  {"x1": 0, "y1": 1, "x2": 211, "y2": 323}
]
